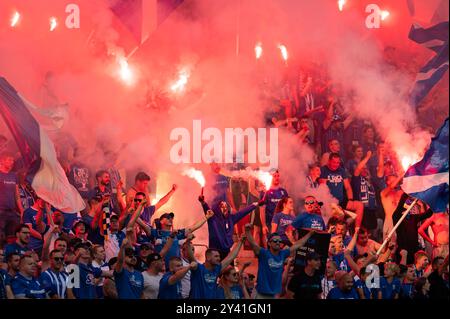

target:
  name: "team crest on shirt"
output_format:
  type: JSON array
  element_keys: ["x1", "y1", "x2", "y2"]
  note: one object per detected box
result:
[
  {"x1": 129, "y1": 274, "x2": 142, "y2": 287},
  {"x1": 268, "y1": 258, "x2": 283, "y2": 270},
  {"x1": 204, "y1": 273, "x2": 217, "y2": 284},
  {"x1": 327, "y1": 174, "x2": 343, "y2": 186},
  {"x1": 86, "y1": 274, "x2": 95, "y2": 286}
]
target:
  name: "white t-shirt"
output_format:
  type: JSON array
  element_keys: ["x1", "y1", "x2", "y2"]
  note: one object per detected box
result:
[
  {"x1": 142, "y1": 272, "x2": 163, "y2": 299},
  {"x1": 181, "y1": 258, "x2": 191, "y2": 299}
]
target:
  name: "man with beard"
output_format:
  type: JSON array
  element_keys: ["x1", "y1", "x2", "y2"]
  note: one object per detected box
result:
[
  {"x1": 327, "y1": 271, "x2": 359, "y2": 299},
  {"x1": 260, "y1": 171, "x2": 289, "y2": 240},
  {"x1": 292, "y1": 195, "x2": 326, "y2": 231},
  {"x1": 186, "y1": 234, "x2": 246, "y2": 299},
  {"x1": 320, "y1": 153, "x2": 364, "y2": 228},
  {"x1": 39, "y1": 249, "x2": 68, "y2": 299},
  {"x1": 245, "y1": 224, "x2": 315, "y2": 299},
  {"x1": 4, "y1": 224, "x2": 31, "y2": 257},
  {"x1": 114, "y1": 238, "x2": 144, "y2": 299}
]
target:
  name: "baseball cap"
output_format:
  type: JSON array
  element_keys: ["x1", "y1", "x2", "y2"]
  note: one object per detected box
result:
[
  {"x1": 110, "y1": 214, "x2": 119, "y2": 221},
  {"x1": 160, "y1": 212, "x2": 175, "y2": 220},
  {"x1": 146, "y1": 253, "x2": 162, "y2": 265}
]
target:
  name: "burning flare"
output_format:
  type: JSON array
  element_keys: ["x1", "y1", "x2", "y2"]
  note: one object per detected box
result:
[
  {"x1": 401, "y1": 156, "x2": 414, "y2": 171},
  {"x1": 255, "y1": 171, "x2": 273, "y2": 190},
  {"x1": 118, "y1": 57, "x2": 134, "y2": 86},
  {"x1": 338, "y1": 0, "x2": 346, "y2": 12},
  {"x1": 278, "y1": 44, "x2": 288, "y2": 62},
  {"x1": 182, "y1": 168, "x2": 206, "y2": 187},
  {"x1": 381, "y1": 10, "x2": 390, "y2": 21},
  {"x1": 171, "y1": 69, "x2": 190, "y2": 93},
  {"x1": 50, "y1": 17, "x2": 58, "y2": 31},
  {"x1": 10, "y1": 11, "x2": 20, "y2": 27},
  {"x1": 255, "y1": 42, "x2": 263, "y2": 60}
]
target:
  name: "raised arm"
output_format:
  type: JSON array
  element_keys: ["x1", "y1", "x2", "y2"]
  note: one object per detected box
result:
[
  {"x1": 244, "y1": 223, "x2": 261, "y2": 255},
  {"x1": 185, "y1": 238, "x2": 198, "y2": 264},
  {"x1": 159, "y1": 233, "x2": 175, "y2": 258},
  {"x1": 322, "y1": 100, "x2": 335, "y2": 130},
  {"x1": 168, "y1": 262, "x2": 197, "y2": 285},
  {"x1": 354, "y1": 151, "x2": 372, "y2": 177},
  {"x1": 231, "y1": 203, "x2": 257, "y2": 224},
  {"x1": 376, "y1": 146, "x2": 385, "y2": 178},
  {"x1": 289, "y1": 230, "x2": 315, "y2": 254},
  {"x1": 115, "y1": 238, "x2": 130, "y2": 273},
  {"x1": 116, "y1": 180, "x2": 126, "y2": 213},
  {"x1": 15, "y1": 185, "x2": 24, "y2": 218},
  {"x1": 185, "y1": 210, "x2": 214, "y2": 234},
  {"x1": 221, "y1": 235, "x2": 246, "y2": 269},
  {"x1": 418, "y1": 215, "x2": 436, "y2": 246},
  {"x1": 154, "y1": 184, "x2": 177, "y2": 211},
  {"x1": 41, "y1": 225, "x2": 60, "y2": 271}
]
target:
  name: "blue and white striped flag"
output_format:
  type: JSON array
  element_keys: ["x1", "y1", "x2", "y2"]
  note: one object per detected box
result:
[
  {"x1": 402, "y1": 118, "x2": 449, "y2": 212},
  {"x1": 0, "y1": 77, "x2": 85, "y2": 214},
  {"x1": 408, "y1": 21, "x2": 449, "y2": 108}
]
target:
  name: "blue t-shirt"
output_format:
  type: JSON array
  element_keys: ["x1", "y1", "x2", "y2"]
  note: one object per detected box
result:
[
  {"x1": 355, "y1": 278, "x2": 376, "y2": 299},
  {"x1": 271, "y1": 213, "x2": 295, "y2": 240},
  {"x1": 151, "y1": 229, "x2": 187, "y2": 268},
  {"x1": 292, "y1": 212, "x2": 326, "y2": 231},
  {"x1": 11, "y1": 273, "x2": 47, "y2": 299},
  {"x1": 23, "y1": 207, "x2": 48, "y2": 251},
  {"x1": 332, "y1": 253, "x2": 351, "y2": 272},
  {"x1": 0, "y1": 171, "x2": 18, "y2": 211},
  {"x1": 4, "y1": 242, "x2": 29, "y2": 257},
  {"x1": 256, "y1": 248, "x2": 290, "y2": 295},
  {"x1": 263, "y1": 188, "x2": 289, "y2": 227},
  {"x1": 379, "y1": 277, "x2": 401, "y2": 299},
  {"x1": 320, "y1": 165, "x2": 349, "y2": 203},
  {"x1": 114, "y1": 268, "x2": 144, "y2": 299},
  {"x1": 72, "y1": 263, "x2": 102, "y2": 299},
  {"x1": 327, "y1": 287, "x2": 359, "y2": 299},
  {"x1": 158, "y1": 272, "x2": 182, "y2": 299},
  {"x1": 215, "y1": 285, "x2": 244, "y2": 299},
  {"x1": 400, "y1": 283, "x2": 414, "y2": 299},
  {"x1": 190, "y1": 263, "x2": 222, "y2": 299}
]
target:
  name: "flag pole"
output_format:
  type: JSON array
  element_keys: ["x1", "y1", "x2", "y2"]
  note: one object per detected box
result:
[{"x1": 376, "y1": 198, "x2": 419, "y2": 255}]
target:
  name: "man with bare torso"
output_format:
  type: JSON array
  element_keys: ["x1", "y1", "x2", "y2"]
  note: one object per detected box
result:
[
  {"x1": 380, "y1": 175, "x2": 404, "y2": 243},
  {"x1": 419, "y1": 212, "x2": 449, "y2": 259}
]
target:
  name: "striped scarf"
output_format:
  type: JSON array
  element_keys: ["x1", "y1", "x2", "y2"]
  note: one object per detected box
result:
[{"x1": 102, "y1": 204, "x2": 111, "y2": 241}]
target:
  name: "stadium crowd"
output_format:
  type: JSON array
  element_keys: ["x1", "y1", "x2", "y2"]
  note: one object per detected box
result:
[{"x1": 0, "y1": 62, "x2": 448, "y2": 300}]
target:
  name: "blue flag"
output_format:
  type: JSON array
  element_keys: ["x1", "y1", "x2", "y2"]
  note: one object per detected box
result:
[
  {"x1": 402, "y1": 118, "x2": 449, "y2": 212},
  {"x1": 0, "y1": 77, "x2": 85, "y2": 214},
  {"x1": 408, "y1": 21, "x2": 449, "y2": 108}
]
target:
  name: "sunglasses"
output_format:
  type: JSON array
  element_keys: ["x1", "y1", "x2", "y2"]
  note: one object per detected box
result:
[
  {"x1": 53, "y1": 257, "x2": 64, "y2": 262},
  {"x1": 305, "y1": 200, "x2": 316, "y2": 205},
  {"x1": 134, "y1": 198, "x2": 143, "y2": 203},
  {"x1": 125, "y1": 254, "x2": 137, "y2": 258},
  {"x1": 271, "y1": 239, "x2": 283, "y2": 243},
  {"x1": 140, "y1": 246, "x2": 151, "y2": 251}
]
